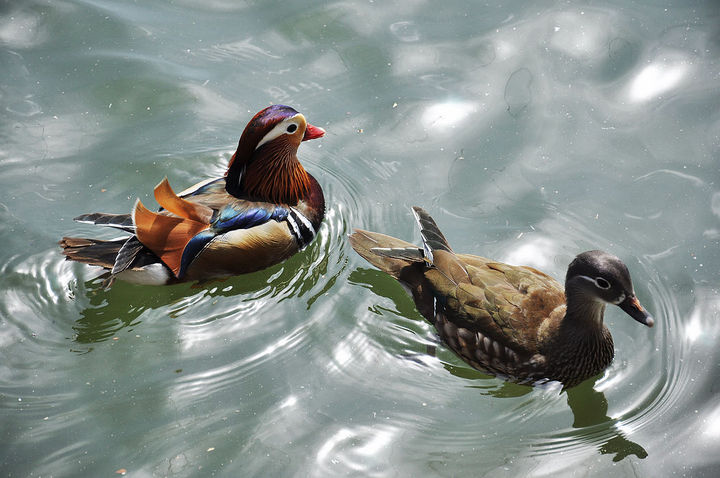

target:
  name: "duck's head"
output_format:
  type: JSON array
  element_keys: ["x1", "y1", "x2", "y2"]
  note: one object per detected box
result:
[
  {"x1": 565, "y1": 250, "x2": 654, "y2": 327},
  {"x1": 225, "y1": 105, "x2": 325, "y2": 202}
]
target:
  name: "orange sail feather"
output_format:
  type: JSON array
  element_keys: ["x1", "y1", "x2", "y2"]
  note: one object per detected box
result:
[
  {"x1": 132, "y1": 198, "x2": 210, "y2": 278},
  {"x1": 153, "y1": 178, "x2": 214, "y2": 223}
]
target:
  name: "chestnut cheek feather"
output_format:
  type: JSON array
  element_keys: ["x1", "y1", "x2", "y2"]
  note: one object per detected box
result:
[{"x1": 242, "y1": 139, "x2": 311, "y2": 204}]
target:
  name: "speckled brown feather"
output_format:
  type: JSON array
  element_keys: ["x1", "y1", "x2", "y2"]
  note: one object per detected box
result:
[
  {"x1": 350, "y1": 226, "x2": 559, "y2": 367},
  {"x1": 427, "y1": 254, "x2": 563, "y2": 349}
]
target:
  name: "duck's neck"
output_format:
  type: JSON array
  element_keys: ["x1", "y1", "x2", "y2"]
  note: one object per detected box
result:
[
  {"x1": 565, "y1": 292, "x2": 606, "y2": 328},
  {"x1": 551, "y1": 291, "x2": 614, "y2": 386},
  {"x1": 560, "y1": 290, "x2": 609, "y2": 351},
  {"x1": 225, "y1": 143, "x2": 311, "y2": 205}
]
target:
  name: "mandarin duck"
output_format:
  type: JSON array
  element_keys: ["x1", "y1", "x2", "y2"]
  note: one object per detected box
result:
[
  {"x1": 350, "y1": 207, "x2": 654, "y2": 388},
  {"x1": 61, "y1": 105, "x2": 325, "y2": 285}
]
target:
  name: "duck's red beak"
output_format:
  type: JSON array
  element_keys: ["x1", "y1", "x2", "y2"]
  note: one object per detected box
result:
[{"x1": 303, "y1": 123, "x2": 325, "y2": 141}]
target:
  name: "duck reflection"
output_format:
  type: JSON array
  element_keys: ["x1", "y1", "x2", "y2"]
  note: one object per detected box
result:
[
  {"x1": 449, "y1": 353, "x2": 648, "y2": 460},
  {"x1": 70, "y1": 274, "x2": 257, "y2": 347},
  {"x1": 565, "y1": 379, "x2": 648, "y2": 461},
  {"x1": 70, "y1": 245, "x2": 332, "y2": 347}
]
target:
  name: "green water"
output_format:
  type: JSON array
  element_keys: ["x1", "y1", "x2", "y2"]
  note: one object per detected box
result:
[{"x1": 1, "y1": 0, "x2": 719, "y2": 476}]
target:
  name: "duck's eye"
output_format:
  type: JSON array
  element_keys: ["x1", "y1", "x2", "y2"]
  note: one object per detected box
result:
[
  {"x1": 594, "y1": 277, "x2": 611, "y2": 290},
  {"x1": 286, "y1": 123, "x2": 298, "y2": 133}
]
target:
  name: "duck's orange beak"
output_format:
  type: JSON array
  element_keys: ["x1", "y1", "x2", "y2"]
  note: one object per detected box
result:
[{"x1": 303, "y1": 123, "x2": 325, "y2": 141}]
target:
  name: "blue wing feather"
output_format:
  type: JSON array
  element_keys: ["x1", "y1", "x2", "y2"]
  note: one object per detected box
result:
[
  {"x1": 213, "y1": 204, "x2": 288, "y2": 232},
  {"x1": 178, "y1": 230, "x2": 216, "y2": 278}
]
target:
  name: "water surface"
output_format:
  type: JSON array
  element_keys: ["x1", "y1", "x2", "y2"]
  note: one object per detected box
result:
[{"x1": 1, "y1": 0, "x2": 719, "y2": 476}]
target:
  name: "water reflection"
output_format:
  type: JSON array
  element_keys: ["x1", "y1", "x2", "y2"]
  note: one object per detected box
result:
[
  {"x1": 564, "y1": 379, "x2": 647, "y2": 461},
  {"x1": 641, "y1": 285, "x2": 720, "y2": 472},
  {"x1": 504, "y1": 68, "x2": 533, "y2": 117},
  {"x1": 421, "y1": 101, "x2": 478, "y2": 130},
  {"x1": 389, "y1": 21, "x2": 420, "y2": 43},
  {"x1": 448, "y1": 363, "x2": 533, "y2": 399},
  {"x1": 0, "y1": 6, "x2": 46, "y2": 48},
  {"x1": 68, "y1": 274, "x2": 272, "y2": 347},
  {"x1": 316, "y1": 424, "x2": 398, "y2": 473}
]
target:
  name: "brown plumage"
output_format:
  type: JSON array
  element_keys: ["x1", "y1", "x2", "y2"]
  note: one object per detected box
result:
[{"x1": 349, "y1": 207, "x2": 654, "y2": 388}]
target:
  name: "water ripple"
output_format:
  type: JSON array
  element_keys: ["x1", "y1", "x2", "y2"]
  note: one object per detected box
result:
[{"x1": 3, "y1": 0, "x2": 719, "y2": 475}]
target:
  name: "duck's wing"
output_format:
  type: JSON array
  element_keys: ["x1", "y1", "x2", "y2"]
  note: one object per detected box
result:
[
  {"x1": 133, "y1": 178, "x2": 292, "y2": 279},
  {"x1": 132, "y1": 180, "x2": 212, "y2": 278},
  {"x1": 425, "y1": 251, "x2": 566, "y2": 355}
]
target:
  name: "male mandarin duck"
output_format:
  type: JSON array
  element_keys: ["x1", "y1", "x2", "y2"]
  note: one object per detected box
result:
[
  {"x1": 350, "y1": 207, "x2": 654, "y2": 388},
  {"x1": 60, "y1": 105, "x2": 325, "y2": 285}
]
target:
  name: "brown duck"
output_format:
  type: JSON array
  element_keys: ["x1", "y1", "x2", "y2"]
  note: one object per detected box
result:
[{"x1": 349, "y1": 207, "x2": 654, "y2": 388}]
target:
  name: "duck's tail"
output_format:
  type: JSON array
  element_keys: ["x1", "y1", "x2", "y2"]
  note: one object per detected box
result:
[
  {"x1": 73, "y1": 212, "x2": 135, "y2": 232},
  {"x1": 349, "y1": 225, "x2": 435, "y2": 320},
  {"x1": 349, "y1": 207, "x2": 454, "y2": 272},
  {"x1": 349, "y1": 207, "x2": 467, "y2": 322},
  {"x1": 59, "y1": 237, "x2": 124, "y2": 269},
  {"x1": 348, "y1": 229, "x2": 422, "y2": 276}
]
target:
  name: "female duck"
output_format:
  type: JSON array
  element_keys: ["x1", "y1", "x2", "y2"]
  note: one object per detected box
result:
[
  {"x1": 61, "y1": 105, "x2": 325, "y2": 285},
  {"x1": 350, "y1": 207, "x2": 654, "y2": 387}
]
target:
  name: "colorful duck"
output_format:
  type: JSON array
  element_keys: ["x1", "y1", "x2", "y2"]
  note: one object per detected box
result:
[
  {"x1": 61, "y1": 105, "x2": 325, "y2": 285},
  {"x1": 350, "y1": 207, "x2": 654, "y2": 388}
]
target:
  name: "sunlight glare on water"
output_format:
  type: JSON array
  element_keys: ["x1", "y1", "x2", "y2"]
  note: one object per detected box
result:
[
  {"x1": 421, "y1": 101, "x2": 478, "y2": 130},
  {"x1": 628, "y1": 58, "x2": 690, "y2": 103}
]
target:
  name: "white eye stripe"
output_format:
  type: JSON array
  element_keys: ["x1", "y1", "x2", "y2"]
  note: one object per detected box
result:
[
  {"x1": 577, "y1": 275, "x2": 611, "y2": 290},
  {"x1": 594, "y1": 277, "x2": 611, "y2": 289},
  {"x1": 255, "y1": 114, "x2": 303, "y2": 150}
]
